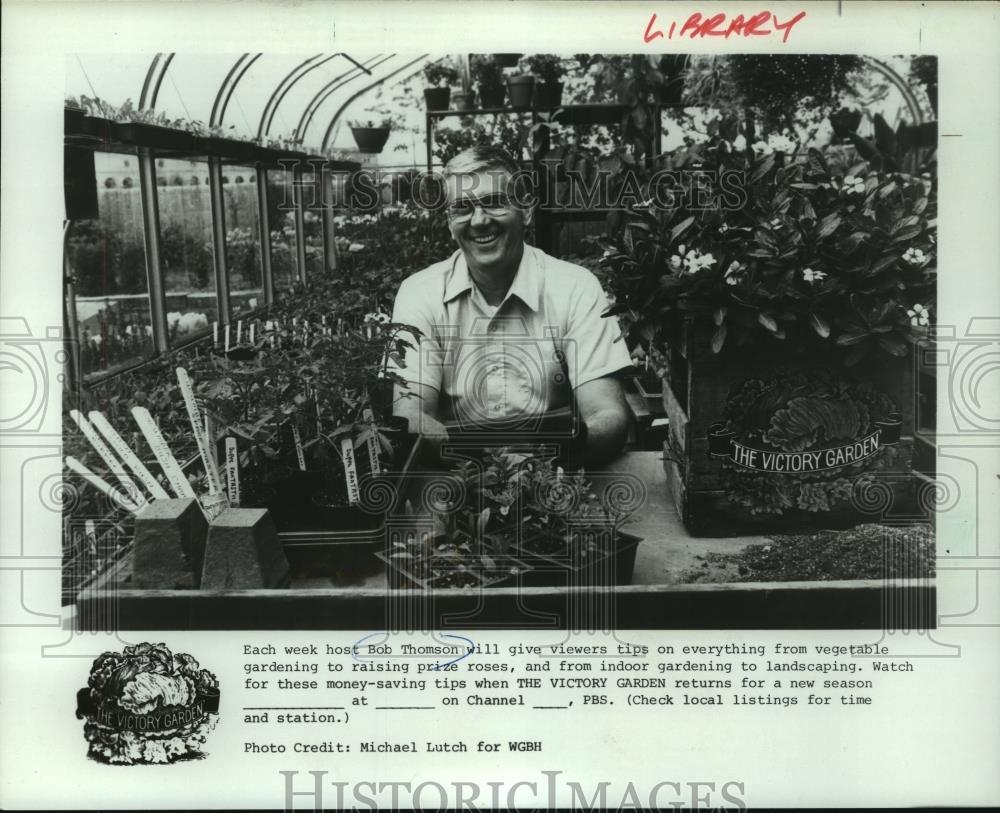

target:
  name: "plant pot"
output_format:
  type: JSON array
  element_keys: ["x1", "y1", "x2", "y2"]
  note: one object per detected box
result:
[
  {"x1": 494, "y1": 53, "x2": 523, "y2": 68},
  {"x1": 115, "y1": 122, "x2": 195, "y2": 152},
  {"x1": 506, "y1": 75, "x2": 536, "y2": 110},
  {"x1": 513, "y1": 530, "x2": 643, "y2": 586},
  {"x1": 478, "y1": 86, "x2": 506, "y2": 109},
  {"x1": 423, "y1": 87, "x2": 452, "y2": 111},
  {"x1": 375, "y1": 551, "x2": 532, "y2": 590},
  {"x1": 350, "y1": 127, "x2": 391, "y2": 154},
  {"x1": 451, "y1": 91, "x2": 475, "y2": 111},
  {"x1": 535, "y1": 81, "x2": 563, "y2": 108}
]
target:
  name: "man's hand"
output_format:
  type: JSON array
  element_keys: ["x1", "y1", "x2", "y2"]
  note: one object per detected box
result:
[
  {"x1": 574, "y1": 376, "x2": 630, "y2": 467},
  {"x1": 394, "y1": 382, "x2": 449, "y2": 454}
]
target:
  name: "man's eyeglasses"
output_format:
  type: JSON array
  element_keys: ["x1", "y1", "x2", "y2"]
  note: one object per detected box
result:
[{"x1": 447, "y1": 194, "x2": 515, "y2": 222}]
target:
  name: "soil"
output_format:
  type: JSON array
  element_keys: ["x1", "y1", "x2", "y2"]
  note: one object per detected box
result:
[
  {"x1": 428, "y1": 568, "x2": 481, "y2": 589},
  {"x1": 679, "y1": 523, "x2": 935, "y2": 584}
]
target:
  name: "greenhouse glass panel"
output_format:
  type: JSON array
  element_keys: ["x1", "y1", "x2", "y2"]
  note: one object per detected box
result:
[
  {"x1": 154, "y1": 55, "x2": 240, "y2": 129},
  {"x1": 156, "y1": 158, "x2": 218, "y2": 342},
  {"x1": 301, "y1": 170, "x2": 324, "y2": 278},
  {"x1": 266, "y1": 167, "x2": 299, "y2": 293},
  {"x1": 65, "y1": 54, "x2": 154, "y2": 108},
  {"x1": 223, "y1": 168, "x2": 264, "y2": 318},
  {"x1": 224, "y1": 54, "x2": 315, "y2": 142},
  {"x1": 68, "y1": 151, "x2": 154, "y2": 378}
]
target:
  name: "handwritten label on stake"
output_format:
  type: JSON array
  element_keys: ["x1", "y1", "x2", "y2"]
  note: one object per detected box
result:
[
  {"x1": 176, "y1": 368, "x2": 224, "y2": 496},
  {"x1": 224, "y1": 437, "x2": 240, "y2": 506},
  {"x1": 292, "y1": 425, "x2": 307, "y2": 471},
  {"x1": 65, "y1": 456, "x2": 142, "y2": 513},
  {"x1": 341, "y1": 438, "x2": 361, "y2": 504},
  {"x1": 87, "y1": 411, "x2": 169, "y2": 500},
  {"x1": 69, "y1": 410, "x2": 146, "y2": 508},
  {"x1": 130, "y1": 407, "x2": 195, "y2": 499},
  {"x1": 362, "y1": 408, "x2": 382, "y2": 475}
]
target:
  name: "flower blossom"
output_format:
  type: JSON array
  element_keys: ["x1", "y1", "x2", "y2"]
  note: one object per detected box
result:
[
  {"x1": 902, "y1": 247, "x2": 927, "y2": 265},
  {"x1": 348, "y1": 242, "x2": 365, "y2": 253},
  {"x1": 843, "y1": 175, "x2": 866, "y2": 195},
  {"x1": 751, "y1": 141, "x2": 773, "y2": 156},
  {"x1": 766, "y1": 133, "x2": 797, "y2": 153},
  {"x1": 680, "y1": 248, "x2": 716, "y2": 274},
  {"x1": 907, "y1": 303, "x2": 931, "y2": 327},
  {"x1": 802, "y1": 267, "x2": 827, "y2": 283},
  {"x1": 725, "y1": 260, "x2": 746, "y2": 286}
]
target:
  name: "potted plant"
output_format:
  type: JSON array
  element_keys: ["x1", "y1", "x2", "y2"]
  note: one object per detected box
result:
[
  {"x1": 451, "y1": 88, "x2": 476, "y2": 111},
  {"x1": 598, "y1": 140, "x2": 936, "y2": 534},
  {"x1": 471, "y1": 55, "x2": 506, "y2": 109},
  {"x1": 493, "y1": 53, "x2": 523, "y2": 68},
  {"x1": 508, "y1": 456, "x2": 643, "y2": 586},
  {"x1": 349, "y1": 119, "x2": 392, "y2": 153},
  {"x1": 525, "y1": 54, "x2": 565, "y2": 108},
  {"x1": 423, "y1": 59, "x2": 460, "y2": 111},
  {"x1": 506, "y1": 70, "x2": 536, "y2": 110}
]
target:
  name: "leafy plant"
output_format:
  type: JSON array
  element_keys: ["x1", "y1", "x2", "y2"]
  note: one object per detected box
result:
[
  {"x1": 523, "y1": 54, "x2": 565, "y2": 84},
  {"x1": 598, "y1": 144, "x2": 936, "y2": 366},
  {"x1": 423, "y1": 58, "x2": 460, "y2": 88},
  {"x1": 470, "y1": 55, "x2": 505, "y2": 97}
]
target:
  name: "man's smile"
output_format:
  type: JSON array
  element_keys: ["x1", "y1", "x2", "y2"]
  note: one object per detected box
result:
[{"x1": 470, "y1": 232, "x2": 501, "y2": 246}]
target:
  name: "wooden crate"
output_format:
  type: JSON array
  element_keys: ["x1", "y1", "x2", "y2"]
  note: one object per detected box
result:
[{"x1": 663, "y1": 321, "x2": 919, "y2": 536}]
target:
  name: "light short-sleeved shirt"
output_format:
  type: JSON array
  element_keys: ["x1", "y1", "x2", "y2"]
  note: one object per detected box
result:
[{"x1": 388, "y1": 244, "x2": 632, "y2": 426}]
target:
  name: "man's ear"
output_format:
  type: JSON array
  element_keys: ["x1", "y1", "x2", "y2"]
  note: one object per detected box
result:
[{"x1": 521, "y1": 200, "x2": 535, "y2": 227}]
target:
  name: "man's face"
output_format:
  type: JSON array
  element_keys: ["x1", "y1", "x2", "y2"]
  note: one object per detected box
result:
[{"x1": 445, "y1": 168, "x2": 531, "y2": 277}]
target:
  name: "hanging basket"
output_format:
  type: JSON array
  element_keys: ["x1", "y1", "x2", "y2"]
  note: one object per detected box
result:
[{"x1": 350, "y1": 126, "x2": 391, "y2": 154}]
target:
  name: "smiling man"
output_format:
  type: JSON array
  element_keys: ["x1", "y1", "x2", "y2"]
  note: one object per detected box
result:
[{"x1": 388, "y1": 146, "x2": 632, "y2": 465}]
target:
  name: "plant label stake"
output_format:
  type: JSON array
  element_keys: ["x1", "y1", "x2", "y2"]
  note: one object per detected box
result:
[
  {"x1": 65, "y1": 455, "x2": 143, "y2": 513},
  {"x1": 292, "y1": 425, "x2": 307, "y2": 471},
  {"x1": 249, "y1": 322, "x2": 255, "y2": 345},
  {"x1": 224, "y1": 436, "x2": 241, "y2": 506},
  {"x1": 224, "y1": 324, "x2": 231, "y2": 354},
  {"x1": 88, "y1": 410, "x2": 170, "y2": 500},
  {"x1": 176, "y1": 367, "x2": 225, "y2": 497},
  {"x1": 69, "y1": 410, "x2": 147, "y2": 509},
  {"x1": 362, "y1": 408, "x2": 382, "y2": 474},
  {"x1": 130, "y1": 407, "x2": 196, "y2": 499},
  {"x1": 340, "y1": 437, "x2": 361, "y2": 504},
  {"x1": 236, "y1": 320, "x2": 243, "y2": 345},
  {"x1": 213, "y1": 321, "x2": 218, "y2": 347},
  {"x1": 84, "y1": 519, "x2": 98, "y2": 557}
]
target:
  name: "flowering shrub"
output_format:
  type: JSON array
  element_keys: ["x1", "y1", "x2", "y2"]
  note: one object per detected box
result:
[{"x1": 599, "y1": 142, "x2": 936, "y2": 365}]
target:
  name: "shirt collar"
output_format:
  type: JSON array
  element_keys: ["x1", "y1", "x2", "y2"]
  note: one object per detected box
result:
[{"x1": 443, "y1": 245, "x2": 540, "y2": 312}]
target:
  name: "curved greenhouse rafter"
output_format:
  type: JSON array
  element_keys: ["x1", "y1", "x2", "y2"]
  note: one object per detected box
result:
[
  {"x1": 321, "y1": 54, "x2": 428, "y2": 151},
  {"x1": 211, "y1": 53, "x2": 262, "y2": 127},
  {"x1": 138, "y1": 53, "x2": 173, "y2": 109},
  {"x1": 295, "y1": 54, "x2": 394, "y2": 144}
]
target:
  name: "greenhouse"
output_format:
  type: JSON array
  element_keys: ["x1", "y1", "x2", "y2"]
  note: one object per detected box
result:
[{"x1": 61, "y1": 53, "x2": 939, "y2": 629}]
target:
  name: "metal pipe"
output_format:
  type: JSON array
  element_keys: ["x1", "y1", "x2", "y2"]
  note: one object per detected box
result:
[
  {"x1": 137, "y1": 149, "x2": 168, "y2": 352},
  {"x1": 292, "y1": 163, "x2": 307, "y2": 284},
  {"x1": 256, "y1": 166, "x2": 275, "y2": 305},
  {"x1": 207, "y1": 157, "x2": 230, "y2": 322}
]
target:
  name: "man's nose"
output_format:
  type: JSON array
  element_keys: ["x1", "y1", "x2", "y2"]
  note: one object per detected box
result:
[{"x1": 470, "y1": 205, "x2": 492, "y2": 227}]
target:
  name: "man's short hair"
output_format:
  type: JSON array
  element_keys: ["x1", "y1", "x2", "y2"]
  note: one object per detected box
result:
[
  {"x1": 442, "y1": 145, "x2": 534, "y2": 206},
  {"x1": 443, "y1": 145, "x2": 520, "y2": 179}
]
